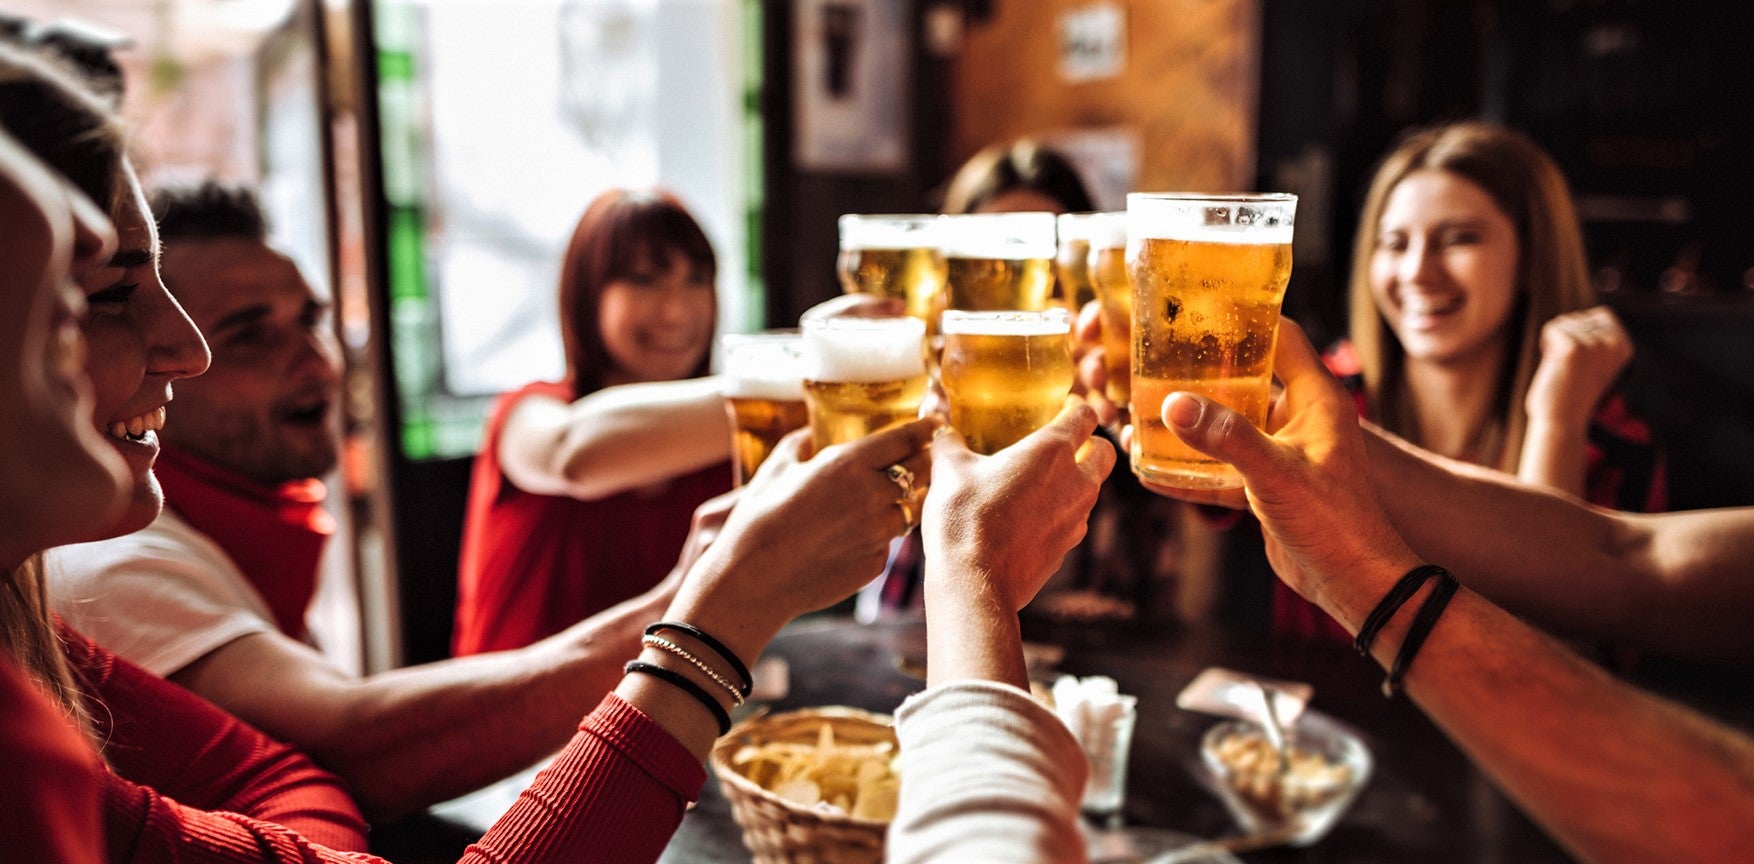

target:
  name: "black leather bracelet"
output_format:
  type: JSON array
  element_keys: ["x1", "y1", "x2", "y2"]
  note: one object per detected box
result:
[
  {"x1": 1354, "y1": 564, "x2": 1448, "y2": 657},
  {"x1": 1382, "y1": 569, "x2": 1460, "y2": 698},
  {"x1": 624, "y1": 660, "x2": 732, "y2": 736},
  {"x1": 646, "y1": 621, "x2": 753, "y2": 697}
]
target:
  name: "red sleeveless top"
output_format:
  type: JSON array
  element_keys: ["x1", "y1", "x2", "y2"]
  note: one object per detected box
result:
[{"x1": 453, "y1": 381, "x2": 731, "y2": 655}]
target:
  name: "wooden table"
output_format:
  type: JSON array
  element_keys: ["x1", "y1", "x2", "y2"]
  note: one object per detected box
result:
[{"x1": 657, "y1": 614, "x2": 1578, "y2": 863}]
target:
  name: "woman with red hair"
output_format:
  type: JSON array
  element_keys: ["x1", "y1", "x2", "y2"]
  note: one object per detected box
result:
[{"x1": 454, "y1": 188, "x2": 733, "y2": 655}]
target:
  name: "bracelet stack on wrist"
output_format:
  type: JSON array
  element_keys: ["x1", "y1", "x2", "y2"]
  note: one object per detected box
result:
[
  {"x1": 621, "y1": 621, "x2": 756, "y2": 737},
  {"x1": 646, "y1": 621, "x2": 753, "y2": 698},
  {"x1": 624, "y1": 660, "x2": 732, "y2": 735},
  {"x1": 1353, "y1": 564, "x2": 1460, "y2": 699}
]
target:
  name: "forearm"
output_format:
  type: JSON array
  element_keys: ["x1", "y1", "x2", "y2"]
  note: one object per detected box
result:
[
  {"x1": 1365, "y1": 426, "x2": 1635, "y2": 635},
  {"x1": 1328, "y1": 564, "x2": 1754, "y2": 864},
  {"x1": 190, "y1": 590, "x2": 660, "y2": 818},
  {"x1": 554, "y1": 378, "x2": 731, "y2": 498},
  {"x1": 1366, "y1": 424, "x2": 1754, "y2": 659},
  {"x1": 333, "y1": 612, "x2": 651, "y2": 816},
  {"x1": 921, "y1": 560, "x2": 1028, "y2": 691},
  {"x1": 1515, "y1": 417, "x2": 1590, "y2": 497}
]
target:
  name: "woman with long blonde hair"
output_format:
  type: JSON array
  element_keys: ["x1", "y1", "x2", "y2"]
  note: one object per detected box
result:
[
  {"x1": 1278, "y1": 121, "x2": 1664, "y2": 641},
  {"x1": 1345, "y1": 121, "x2": 1651, "y2": 489}
]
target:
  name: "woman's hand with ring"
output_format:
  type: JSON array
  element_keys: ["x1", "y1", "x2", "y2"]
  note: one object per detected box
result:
[{"x1": 663, "y1": 417, "x2": 939, "y2": 664}]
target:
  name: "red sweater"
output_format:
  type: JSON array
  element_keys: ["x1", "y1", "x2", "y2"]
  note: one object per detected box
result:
[
  {"x1": 0, "y1": 659, "x2": 103, "y2": 863},
  {"x1": 60, "y1": 622, "x2": 370, "y2": 853},
  {"x1": 454, "y1": 380, "x2": 730, "y2": 655},
  {"x1": 44, "y1": 625, "x2": 703, "y2": 862}
]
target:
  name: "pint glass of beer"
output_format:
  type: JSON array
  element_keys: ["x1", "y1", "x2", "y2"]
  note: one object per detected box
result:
[
  {"x1": 940, "y1": 212, "x2": 1057, "y2": 312},
  {"x1": 1055, "y1": 213, "x2": 1101, "y2": 314},
  {"x1": 1127, "y1": 193, "x2": 1296, "y2": 489},
  {"x1": 837, "y1": 214, "x2": 948, "y2": 325},
  {"x1": 800, "y1": 316, "x2": 929, "y2": 450},
  {"x1": 1084, "y1": 212, "x2": 1132, "y2": 407},
  {"x1": 720, "y1": 332, "x2": 809, "y2": 485},
  {"x1": 940, "y1": 309, "x2": 1075, "y2": 454}
]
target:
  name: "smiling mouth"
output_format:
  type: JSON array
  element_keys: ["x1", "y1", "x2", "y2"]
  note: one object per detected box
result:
[
  {"x1": 1402, "y1": 295, "x2": 1463, "y2": 318},
  {"x1": 280, "y1": 401, "x2": 331, "y2": 426},
  {"x1": 107, "y1": 406, "x2": 166, "y2": 442}
]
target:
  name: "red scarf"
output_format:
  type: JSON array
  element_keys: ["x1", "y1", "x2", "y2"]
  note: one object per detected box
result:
[{"x1": 153, "y1": 445, "x2": 334, "y2": 638}]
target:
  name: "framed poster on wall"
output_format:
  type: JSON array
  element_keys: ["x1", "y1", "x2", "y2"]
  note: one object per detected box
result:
[{"x1": 792, "y1": 0, "x2": 910, "y2": 173}]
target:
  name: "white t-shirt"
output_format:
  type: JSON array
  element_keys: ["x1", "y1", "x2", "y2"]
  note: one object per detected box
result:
[{"x1": 47, "y1": 507, "x2": 360, "y2": 678}]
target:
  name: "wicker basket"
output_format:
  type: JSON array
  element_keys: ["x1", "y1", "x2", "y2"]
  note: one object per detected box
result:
[{"x1": 709, "y1": 706, "x2": 897, "y2": 864}]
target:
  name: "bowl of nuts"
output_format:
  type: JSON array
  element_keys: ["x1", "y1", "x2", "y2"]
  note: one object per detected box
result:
[{"x1": 1198, "y1": 711, "x2": 1372, "y2": 846}]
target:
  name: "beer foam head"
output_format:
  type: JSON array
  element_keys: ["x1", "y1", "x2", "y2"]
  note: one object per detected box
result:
[
  {"x1": 940, "y1": 309, "x2": 1072, "y2": 337},
  {"x1": 839, "y1": 213, "x2": 942, "y2": 250},
  {"x1": 941, "y1": 212, "x2": 1057, "y2": 260},
  {"x1": 801, "y1": 316, "x2": 927, "y2": 383},
  {"x1": 1056, "y1": 212, "x2": 1125, "y2": 247},
  {"x1": 1082, "y1": 212, "x2": 1128, "y2": 250},
  {"x1": 721, "y1": 333, "x2": 806, "y2": 400},
  {"x1": 1127, "y1": 193, "x2": 1296, "y2": 245}
]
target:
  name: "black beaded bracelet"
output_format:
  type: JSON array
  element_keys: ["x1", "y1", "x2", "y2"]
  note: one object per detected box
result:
[
  {"x1": 646, "y1": 621, "x2": 752, "y2": 697},
  {"x1": 624, "y1": 660, "x2": 732, "y2": 736},
  {"x1": 1382, "y1": 569, "x2": 1460, "y2": 698},
  {"x1": 1354, "y1": 564, "x2": 1448, "y2": 657}
]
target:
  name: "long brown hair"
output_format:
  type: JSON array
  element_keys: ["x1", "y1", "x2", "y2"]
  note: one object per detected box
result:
[
  {"x1": 0, "y1": 41, "x2": 122, "y2": 734},
  {"x1": 1348, "y1": 121, "x2": 1595, "y2": 470},
  {"x1": 557, "y1": 188, "x2": 717, "y2": 398},
  {"x1": 2, "y1": 557, "x2": 94, "y2": 735}
]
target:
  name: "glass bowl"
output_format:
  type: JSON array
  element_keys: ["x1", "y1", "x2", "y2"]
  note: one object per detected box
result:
[{"x1": 1197, "y1": 712, "x2": 1372, "y2": 846}]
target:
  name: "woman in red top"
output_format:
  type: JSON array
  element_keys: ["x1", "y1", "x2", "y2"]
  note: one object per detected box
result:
[
  {"x1": 0, "y1": 87, "x2": 125, "y2": 864},
  {"x1": 455, "y1": 189, "x2": 734, "y2": 655},
  {"x1": 1279, "y1": 121, "x2": 1665, "y2": 641},
  {"x1": 1, "y1": 41, "x2": 375, "y2": 856}
]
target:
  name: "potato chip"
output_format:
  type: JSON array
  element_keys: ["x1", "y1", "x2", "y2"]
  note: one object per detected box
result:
[
  {"x1": 773, "y1": 778, "x2": 821, "y2": 807},
  {"x1": 852, "y1": 775, "x2": 899, "y2": 821},
  {"x1": 733, "y1": 717, "x2": 903, "y2": 822}
]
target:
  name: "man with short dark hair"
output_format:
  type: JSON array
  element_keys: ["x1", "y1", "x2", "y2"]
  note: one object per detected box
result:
[{"x1": 50, "y1": 180, "x2": 717, "y2": 819}]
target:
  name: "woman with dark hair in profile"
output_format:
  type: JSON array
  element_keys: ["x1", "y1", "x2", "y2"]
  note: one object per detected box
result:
[
  {"x1": 454, "y1": 188, "x2": 734, "y2": 655},
  {"x1": 940, "y1": 138, "x2": 1095, "y2": 215},
  {"x1": 0, "y1": 39, "x2": 375, "y2": 855}
]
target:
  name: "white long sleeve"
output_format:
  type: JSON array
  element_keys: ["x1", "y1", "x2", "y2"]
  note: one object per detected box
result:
[{"x1": 887, "y1": 680, "x2": 1088, "y2": 864}]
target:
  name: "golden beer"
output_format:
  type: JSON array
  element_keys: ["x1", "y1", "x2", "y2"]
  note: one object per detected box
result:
[
  {"x1": 944, "y1": 256, "x2": 1055, "y2": 311},
  {"x1": 1128, "y1": 193, "x2": 1296, "y2": 489},
  {"x1": 801, "y1": 316, "x2": 928, "y2": 450},
  {"x1": 726, "y1": 397, "x2": 809, "y2": 485},
  {"x1": 1083, "y1": 212, "x2": 1131, "y2": 406},
  {"x1": 837, "y1": 247, "x2": 946, "y2": 321},
  {"x1": 1089, "y1": 258, "x2": 1132, "y2": 407},
  {"x1": 941, "y1": 212, "x2": 1057, "y2": 311},
  {"x1": 721, "y1": 333, "x2": 809, "y2": 485},
  {"x1": 940, "y1": 310, "x2": 1074, "y2": 454},
  {"x1": 1055, "y1": 213, "x2": 1101, "y2": 313}
]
